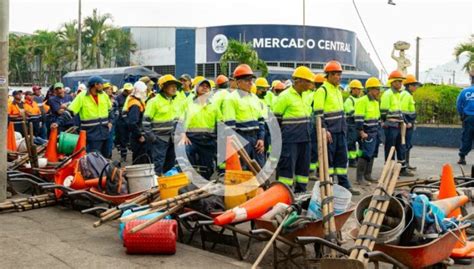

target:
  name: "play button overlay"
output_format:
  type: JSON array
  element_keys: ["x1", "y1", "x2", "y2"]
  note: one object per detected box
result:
[{"x1": 173, "y1": 89, "x2": 283, "y2": 196}]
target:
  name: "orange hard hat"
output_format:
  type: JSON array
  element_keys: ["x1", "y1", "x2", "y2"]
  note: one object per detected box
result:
[
  {"x1": 314, "y1": 73, "x2": 325, "y2": 83},
  {"x1": 403, "y1": 74, "x2": 419, "y2": 85},
  {"x1": 388, "y1": 70, "x2": 405, "y2": 80},
  {"x1": 216, "y1": 75, "x2": 229, "y2": 85},
  {"x1": 324, "y1": 60, "x2": 343, "y2": 73},
  {"x1": 274, "y1": 82, "x2": 286, "y2": 91},
  {"x1": 233, "y1": 64, "x2": 255, "y2": 79}
]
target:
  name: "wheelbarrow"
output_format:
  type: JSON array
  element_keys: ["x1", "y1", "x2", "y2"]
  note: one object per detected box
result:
[
  {"x1": 357, "y1": 225, "x2": 470, "y2": 269},
  {"x1": 88, "y1": 187, "x2": 145, "y2": 205}
]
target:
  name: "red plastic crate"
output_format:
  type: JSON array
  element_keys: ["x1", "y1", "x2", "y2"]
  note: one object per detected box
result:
[{"x1": 123, "y1": 219, "x2": 177, "y2": 254}]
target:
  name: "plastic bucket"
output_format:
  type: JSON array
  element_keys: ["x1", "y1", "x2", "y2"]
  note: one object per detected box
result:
[
  {"x1": 158, "y1": 173, "x2": 190, "y2": 199},
  {"x1": 125, "y1": 164, "x2": 157, "y2": 193},
  {"x1": 58, "y1": 132, "x2": 79, "y2": 155},
  {"x1": 224, "y1": 170, "x2": 260, "y2": 209},
  {"x1": 306, "y1": 181, "x2": 352, "y2": 219},
  {"x1": 355, "y1": 195, "x2": 406, "y2": 244}
]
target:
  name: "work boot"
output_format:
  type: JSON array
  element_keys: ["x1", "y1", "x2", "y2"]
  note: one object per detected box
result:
[
  {"x1": 364, "y1": 159, "x2": 377, "y2": 182},
  {"x1": 458, "y1": 156, "x2": 467, "y2": 165},
  {"x1": 356, "y1": 158, "x2": 370, "y2": 186},
  {"x1": 348, "y1": 187, "x2": 361, "y2": 195},
  {"x1": 349, "y1": 158, "x2": 357, "y2": 168},
  {"x1": 399, "y1": 168, "x2": 415, "y2": 177},
  {"x1": 406, "y1": 151, "x2": 417, "y2": 170}
]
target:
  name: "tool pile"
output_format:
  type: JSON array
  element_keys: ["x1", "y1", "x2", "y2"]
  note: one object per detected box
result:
[{"x1": 349, "y1": 147, "x2": 401, "y2": 265}]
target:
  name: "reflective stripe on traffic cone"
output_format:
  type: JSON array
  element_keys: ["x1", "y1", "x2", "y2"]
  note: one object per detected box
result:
[
  {"x1": 214, "y1": 182, "x2": 294, "y2": 226},
  {"x1": 431, "y1": 195, "x2": 468, "y2": 218}
]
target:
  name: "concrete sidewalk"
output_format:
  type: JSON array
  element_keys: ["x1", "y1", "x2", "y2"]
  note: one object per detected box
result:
[{"x1": 0, "y1": 207, "x2": 250, "y2": 269}]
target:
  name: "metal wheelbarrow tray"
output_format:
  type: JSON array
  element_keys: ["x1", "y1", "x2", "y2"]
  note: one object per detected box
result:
[{"x1": 370, "y1": 225, "x2": 469, "y2": 269}]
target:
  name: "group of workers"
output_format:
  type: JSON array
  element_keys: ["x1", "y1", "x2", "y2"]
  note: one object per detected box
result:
[{"x1": 7, "y1": 60, "x2": 422, "y2": 195}]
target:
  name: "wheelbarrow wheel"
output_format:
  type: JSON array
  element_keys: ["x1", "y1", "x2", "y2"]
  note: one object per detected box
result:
[{"x1": 453, "y1": 257, "x2": 472, "y2": 265}]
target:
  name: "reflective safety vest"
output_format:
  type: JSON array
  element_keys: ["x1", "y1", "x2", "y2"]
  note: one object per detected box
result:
[
  {"x1": 223, "y1": 90, "x2": 264, "y2": 140},
  {"x1": 273, "y1": 87, "x2": 312, "y2": 143},
  {"x1": 210, "y1": 88, "x2": 230, "y2": 114},
  {"x1": 344, "y1": 95, "x2": 359, "y2": 125},
  {"x1": 143, "y1": 92, "x2": 179, "y2": 138},
  {"x1": 8, "y1": 101, "x2": 24, "y2": 124},
  {"x1": 354, "y1": 95, "x2": 381, "y2": 133},
  {"x1": 180, "y1": 97, "x2": 221, "y2": 135},
  {"x1": 302, "y1": 90, "x2": 315, "y2": 109},
  {"x1": 264, "y1": 91, "x2": 275, "y2": 108},
  {"x1": 258, "y1": 97, "x2": 269, "y2": 119},
  {"x1": 380, "y1": 88, "x2": 404, "y2": 126},
  {"x1": 24, "y1": 100, "x2": 42, "y2": 121},
  {"x1": 313, "y1": 81, "x2": 346, "y2": 133},
  {"x1": 124, "y1": 96, "x2": 145, "y2": 113},
  {"x1": 401, "y1": 90, "x2": 416, "y2": 124},
  {"x1": 68, "y1": 90, "x2": 112, "y2": 140}
]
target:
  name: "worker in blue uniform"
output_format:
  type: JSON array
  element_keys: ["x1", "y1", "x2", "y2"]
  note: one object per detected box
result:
[
  {"x1": 55, "y1": 76, "x2": 113, "y2": 156},
  {"x1": 273, "y1": 66, "x2": 314, "y2": 193},
  {"x1": 115, "y1": 83, "x2": 133, "y2": 162},
  {"x1": 313, "y1": 60, "x2": 360, "y2": 195},
  {"x1": 456, "y1": 84, "x2": 474, "y2": 165},
  {"x1": 223, "y1": 64, "x2": 266, "y2": 168}
]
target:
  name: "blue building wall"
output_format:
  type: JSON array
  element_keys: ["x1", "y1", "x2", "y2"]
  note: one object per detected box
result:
[{"x1": 175, "y1": 28, "x2": 196, "y2": 77}]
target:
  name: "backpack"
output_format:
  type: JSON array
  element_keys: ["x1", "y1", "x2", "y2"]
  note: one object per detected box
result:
[
  {"x1": 97, "y1": 161, "x2": 129, "y2": 195},
  {"x1": 79, "y1": 152, "x2": 109, "y2": 179}
]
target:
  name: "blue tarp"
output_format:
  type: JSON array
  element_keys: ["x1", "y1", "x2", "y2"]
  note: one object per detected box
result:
[{"x1": 62, "y1": 66, "x2": 160, "y2": 91}]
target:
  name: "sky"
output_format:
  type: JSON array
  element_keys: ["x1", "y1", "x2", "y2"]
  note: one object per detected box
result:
[{"x1": 8, "y1": 0, "x2": 474, "y2": 77}]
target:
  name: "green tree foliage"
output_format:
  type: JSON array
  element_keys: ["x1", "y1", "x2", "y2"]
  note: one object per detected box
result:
[
  {"x1": 220, "y1": 39, "x2": 268, "y2": 77},
  {"x1": 453, "y1": 35, "x2": 474, "y2": 85},
  {"x1": 413, "y1": 84, "x2": 461, "y2": 125},
  {"x1": 8, "y1": 9, "x2": 136, "y2": 85}
]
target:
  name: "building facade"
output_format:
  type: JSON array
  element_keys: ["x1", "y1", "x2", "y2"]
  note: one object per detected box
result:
[{"x1": 127, "y1": 24, "x2": 379, "y2": 82}]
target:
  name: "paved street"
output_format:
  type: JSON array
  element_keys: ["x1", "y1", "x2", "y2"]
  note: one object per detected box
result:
[{"x1": 1, "y1": 145, "x2": 473, "y2": 268}]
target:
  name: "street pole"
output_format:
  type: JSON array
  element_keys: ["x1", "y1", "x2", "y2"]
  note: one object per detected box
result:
[
  {"x1": 77, "y1": 0, "x2": 82, "y2": 71},
  {"x1": 453, "y1": 70, "x2": 456, "y2": 85},
  {"x1": 302, "y1": 0, "x2": 306, "y2": 63},
  {"x1": 415, "y1": 36, "x2": 420, "y2": 79},
  {"x1": 0, "y1": 0, "x2": 10, "y2": 202}
]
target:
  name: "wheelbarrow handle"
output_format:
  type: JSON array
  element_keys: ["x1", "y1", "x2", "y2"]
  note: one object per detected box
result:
[
  {"x1": 131, "y1": 205, "x2": 150, "y2": 212},
  {"x1": 178, "y1": 210, "x2": 213, "y2": 220},
  {"x1": 196, "y1": 220, "x2": 214, "y2": 225},
  {"x1": 295, "y1": 236, "x2": 350, "y2": 255},
  {"x1": 364, "y1": 251, "x2": 408, "y2": 269},
  {"x1": 81, "y1": 206, "x2": 109, "y2": 214}
]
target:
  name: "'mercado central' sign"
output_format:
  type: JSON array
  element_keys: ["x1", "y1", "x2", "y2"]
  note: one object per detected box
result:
[{"x1": 206, "y1": 24, "x2": 357, "y2": 65}]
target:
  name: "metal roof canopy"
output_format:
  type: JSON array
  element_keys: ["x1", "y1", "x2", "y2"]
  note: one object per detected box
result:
[{"x1": 62, "y1": 66, "x2": 161, "y2": 90}]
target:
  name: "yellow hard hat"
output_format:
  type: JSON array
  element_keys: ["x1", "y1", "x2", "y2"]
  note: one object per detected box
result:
[
  {"x1": 292, "y1": 66, "x2": 315, "y2": 82},
  {"x1": 349, "y1": 79, "x2": 363, "y2": 89},
  {"x1": 159, "y1": 74, "x2": 181, "y2": 89},
  {"x1": 192, "y1": 76, "x2": 206, "y2": 87},
  {"x1": 209, "y1": 80, "x2": 216, "y2": 89},
  {"x1": 123, "y1": 83, "x2": 134, "y2": 91},
  {"x1": 250, "y1": 84, "x2": 257, "y2": 94},
  {"x1": 139, "y1": 76, "x2": 155, "y2": 85},
  {"x1": 365, "y1": 77, "x2": 383, "y2": 89},
  {"x1": 103, "y1": 82, "x2": 112, "y2": 89},
  {"x1": 255, "y1": 77, "x2": 270, "y2": 88},
  {"x1": 314, "y1": 73, "x2": 325, "y2": 83},
  {"x1": 271, "y1": 80, "x2": 281, "y2": 88}
]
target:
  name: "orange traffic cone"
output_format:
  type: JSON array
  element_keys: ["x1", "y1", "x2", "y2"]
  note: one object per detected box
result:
[
  {"x1": 7, "y1": 122, "x2": 17, "y2": 151},
  {"x1": 214, "y1": 182, "x2": 294, "y2": 226},
  {"x1": 431, "y1": 195, "x2": 469, "y2": 217},
  {"x1": 54, "y1": 158, "x2": 77, "y2": 198},
  {"x1": 225, "y1": 136, "x2": 242, "y2": 171},
  {"x1": 72, "y1": 130, "x2": 87, "y2": 160},
  {"x1": 45, "y1": 126, "x2": 59, "y2": 163},
  {"x1": 437, "y1": 164, "x2": 474, "y2": 258},
  {"x1": 438, "y1": 164, "x2": 460, "y2": 217}
]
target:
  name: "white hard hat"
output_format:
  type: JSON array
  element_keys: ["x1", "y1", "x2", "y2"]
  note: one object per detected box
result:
[{"x1": 132, "y1": 81, "x2": 147, "y2": 101}]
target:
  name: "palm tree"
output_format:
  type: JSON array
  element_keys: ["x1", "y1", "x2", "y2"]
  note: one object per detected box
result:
[
  {"x1": 32, "y1": 30, "x2": 64, "y2": 84},
  {"x1": 84, "y1": 9, "x2": 112, "y2": 68},
  {"x1": 220, "y1": 39, "x2": 268, "y2": 77},
  {"x1": 454, "y1": 35, "x2": 474, "y2": 85},
  {"x1": 58, "y1": 21, "x2": 80, "y2": 71}
]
